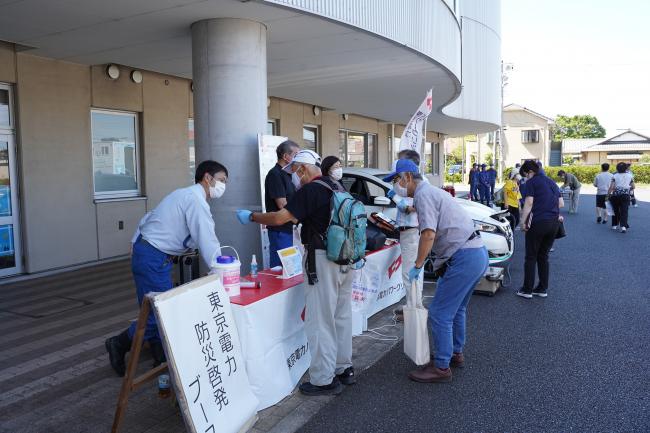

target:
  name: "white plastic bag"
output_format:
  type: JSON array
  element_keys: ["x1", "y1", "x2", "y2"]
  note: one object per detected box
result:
[
  {"x1": 605, "y1": 200, "x2": 614, "y2": 217},
  {"x1": 403, "y1": 282, "x2": 430, "y2": 366}
]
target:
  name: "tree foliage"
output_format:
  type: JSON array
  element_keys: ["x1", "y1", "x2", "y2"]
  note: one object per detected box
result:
[{"x1": 553, "y1": 115, "x2": 606, "y2": 141}]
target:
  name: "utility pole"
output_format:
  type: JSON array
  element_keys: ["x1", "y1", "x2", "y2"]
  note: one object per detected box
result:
[{"x1": 501, "y1": 61, "x2": 514, "y2": 182}]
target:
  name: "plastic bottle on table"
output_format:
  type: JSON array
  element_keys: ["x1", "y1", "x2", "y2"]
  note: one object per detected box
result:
[
  {"x1": 158, "y1": 374, "x2": 171, "y2": 398},
  {"x1": 250, "y1": 254, "x2": 258, "y2": 278}
]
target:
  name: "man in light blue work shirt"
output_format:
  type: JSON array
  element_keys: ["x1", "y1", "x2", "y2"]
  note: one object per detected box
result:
[
  {"x1": 384, "y1": 160, "x2": 488, "y2": 384},
  {"x1": 105, "y1": 160, "x2": 227, "y2": 377}
]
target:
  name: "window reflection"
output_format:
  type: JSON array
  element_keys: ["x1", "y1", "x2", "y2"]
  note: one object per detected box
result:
[{"x1": 91, "y1": 111, "x2": 139, "y2": 197}]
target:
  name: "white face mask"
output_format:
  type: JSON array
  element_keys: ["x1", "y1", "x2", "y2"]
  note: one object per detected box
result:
[
  {"x1": 292, "y1": 172, "x2": 302, "y2": 190},
  {"x1": 209, "y1": 180, "x2": 226, "y2": 199},
  {"x1": 393, "y1": 180, "x2": 408, "y2": 197},
  {"x1": 330, "y1": 167, "x2": 343, "y2": 181}
]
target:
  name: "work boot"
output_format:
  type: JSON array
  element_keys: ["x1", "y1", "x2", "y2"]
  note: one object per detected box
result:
[
  {"x1": 299, "y1": 378, "x2": 344, "y2": 396},
  {"x1": 429, "y1": 352, "x2": 465, "y2": 368},
  {"x1": 408, "y1": 364, "x2": 452, "y2": 383},
  {"x1": 450, "y1": 352, "x2": 465, "y2": 368},
  {"x1": 336, "y1": 367, "x2": 356, "y2": 385},
  {"x1": 150, "y1": 341, "x2": 167, "y2": 368},
  {"x1": 105, "y1": 330, "x2": 132, "y2": 377}
]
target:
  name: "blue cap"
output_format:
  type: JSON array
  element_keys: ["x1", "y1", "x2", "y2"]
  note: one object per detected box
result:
[
  {"x1": 382, "y1": 159, "x2": 419, "y2": 182},
  {"x1": 216, "y1": 256, "x2": 235, "y2": 264}
]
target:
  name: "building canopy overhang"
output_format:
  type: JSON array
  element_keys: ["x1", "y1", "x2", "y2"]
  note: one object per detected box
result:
[{"x1": 0, "y1": 0, "x2": 494, "y2": 135}]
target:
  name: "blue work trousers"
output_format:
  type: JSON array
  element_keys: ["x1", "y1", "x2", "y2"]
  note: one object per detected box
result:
[
  {"x1": 479, "y1": 184, "x2": 491, "y2": 206},
  {"x1": 127, "y1": 238, "x2": 174, "y2": 343},
  {"x1": 429, "y1": 247, "x2": 488, "y2": 368},
  {"x1": 268, "y1": 229, "x2": 293, "y2": 268},
  {"x1": 470, "y1": 183, "x2": 479, "y2": 201}
]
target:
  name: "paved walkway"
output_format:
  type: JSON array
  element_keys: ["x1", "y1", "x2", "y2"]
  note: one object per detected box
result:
[
  {"x1": 297, "y1": 193, "x2": 650, "y2": 433},
  {"x1": 0, "y1": 250, "x2": 422, "y2": 433},
  {"x1": 1, "y1": 191, "x2": 648, "y2": 433}
]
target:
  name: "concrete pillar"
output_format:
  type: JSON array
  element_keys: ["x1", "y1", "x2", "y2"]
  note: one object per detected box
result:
[{"x1": 192, "y1": 18, "x2": 267, "y2": 267}]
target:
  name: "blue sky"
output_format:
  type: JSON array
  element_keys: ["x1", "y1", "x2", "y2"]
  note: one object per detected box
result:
[{"x1": 501, "y1": 0, "x2": 650, "y2": 135}]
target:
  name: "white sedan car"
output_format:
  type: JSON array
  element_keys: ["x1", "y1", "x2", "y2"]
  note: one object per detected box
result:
[{"x1": 341, "y1": 168, "x2": 514, "y2": 271}]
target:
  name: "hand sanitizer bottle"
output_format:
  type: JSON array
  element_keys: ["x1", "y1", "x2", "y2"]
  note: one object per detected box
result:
[{"x1": 251, "y1": 254, "x2": 258, "y2": 279}]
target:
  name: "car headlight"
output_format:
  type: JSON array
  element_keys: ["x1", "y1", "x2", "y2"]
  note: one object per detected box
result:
[{"x1": 474, "y1": 221, "x2": 498, "y2": 233}]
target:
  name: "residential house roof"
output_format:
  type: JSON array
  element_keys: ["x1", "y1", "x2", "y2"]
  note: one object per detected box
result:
[
  {"x1": 503, "y1": 103, "x2": 555, "y2": 123},
  {"x1": 562, "y1": 138, "x2": 602, "y2": 154},
  {"x1": 583, "y1": 130, "x2": 650, "y2": 152}
]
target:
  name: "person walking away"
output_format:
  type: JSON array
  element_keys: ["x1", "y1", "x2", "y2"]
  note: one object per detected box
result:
[
  {"x1": 384, "y1": 150, "x2": 425, "y2": 322},
  {"x1": 478, "y1": 164, "x2": 491, "y2": 206},
  {"x1": 504, "y1": 171, "x2": 521, "y2": 231},
  {"x1": 609, "y1": 162, "x2": 635, "y2": 233},
  {"x1": 383, "y1": 160, "x2": 487, "y2": 383},
  {"x1": 468, "y1": 163, "x2": 479, "y2": 201},
  {"x1": 487, "y1": 164, "x2": 497, "y2": 200},
  {"x1": 265, "y1": 140, "x2": 300, "y2": 267},
  {"x1": 105, "y1": 161, "x2": 228, "y2": 376},
  {"x1": 626, "y1": 164, "x2": 638, "y2": 207},
  {"x1": 558, "y1": 170, "x2": 581, "y2": 214},
  {"x1": 235, "y1": 150, "x2": 358, "y2": 396},
  {"x1": 593, "y1": 163, "x2": 613, "y2": 224},
  {"x1": 517, "y1": 160, "x2": 564, "y2": 299}
]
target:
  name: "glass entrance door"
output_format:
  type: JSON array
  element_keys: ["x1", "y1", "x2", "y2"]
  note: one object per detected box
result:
[{"x1": 0, "y1": 134, "x2": 21, "y2": 276}]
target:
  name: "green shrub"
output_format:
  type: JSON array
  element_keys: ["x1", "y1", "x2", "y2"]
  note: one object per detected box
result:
[
  {"x1": 503, "y1": 165, "x2": 650, "y2": 184},
  {"x1": 445, "y1": 173, "x2": 462, "y2": 184}
]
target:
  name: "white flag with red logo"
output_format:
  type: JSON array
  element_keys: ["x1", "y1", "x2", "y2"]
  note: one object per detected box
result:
[{"x1": 399, "y1": 89, "x2": 433, "y2": 155}]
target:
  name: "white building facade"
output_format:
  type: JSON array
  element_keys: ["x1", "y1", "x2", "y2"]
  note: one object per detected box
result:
[{"x1": 0, "y1": 0, "x2": 501, "y2": 277}]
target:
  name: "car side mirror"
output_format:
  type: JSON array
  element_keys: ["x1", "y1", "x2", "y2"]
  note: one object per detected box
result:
[{"x1": 373, "y1": 196, "x2": 391, "y2": 206}]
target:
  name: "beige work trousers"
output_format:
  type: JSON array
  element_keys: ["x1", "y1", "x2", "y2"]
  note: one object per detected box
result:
[{"x1": 304, "y1": 250, "x2": 355, "y2": 386}]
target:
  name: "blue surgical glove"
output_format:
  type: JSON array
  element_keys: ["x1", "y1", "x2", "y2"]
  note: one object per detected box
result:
[
  {"x1": 386, "y1": 189, "x2": 396, "y2": 199},
  {"x1": 408, "y1": 266, "x2": 422, "y2": 282},
  {"x1": 236, "y1": 209, "x2": 252, "y2": 225},
  {"x1": 397, "y1": 199, "x2": 409, "y2": 213}
]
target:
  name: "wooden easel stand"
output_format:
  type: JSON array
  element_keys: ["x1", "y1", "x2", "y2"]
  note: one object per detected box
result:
[{"x1": 111, "y1": 295, "x2": 171, "y2": 433}]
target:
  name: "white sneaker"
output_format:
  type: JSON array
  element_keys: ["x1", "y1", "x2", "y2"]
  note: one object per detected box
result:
[
  {"x1": 621, "y1": 227, "x2": 627, "y2": 233},
  {"x1": 516, "y1": 290, "x2": 533, "y2": 299},
  {"x1": 612, "y1": 225, "x2": 618, "y2": 230},
  {"x1": 633, "y1": 204, "x2": 638, "y2": 208}
]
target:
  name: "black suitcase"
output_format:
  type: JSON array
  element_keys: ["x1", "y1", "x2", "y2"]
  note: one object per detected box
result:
[
  {"x1": 366, "y1": 223, "x2": 387, "y2": 252},
  {"x1": 173, "y1": 250, "x2": 200, "y2": 286}
]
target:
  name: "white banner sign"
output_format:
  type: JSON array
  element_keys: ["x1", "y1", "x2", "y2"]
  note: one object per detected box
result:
[
  {"x1": 258, "y1": 134, "x2": 289, "y2": 269},
  {"x1": 230, "y1": 283, "x2": 310, "y2": 410},
  {"x1": 153, "y1": 275, "x2": 259, "y2": 433},
  {"x1": 351, "y1": 244, "x2": 405, "y2": 335},
  {"x1": 399, "y1": 89, "x2": 433, "y2": 155}
]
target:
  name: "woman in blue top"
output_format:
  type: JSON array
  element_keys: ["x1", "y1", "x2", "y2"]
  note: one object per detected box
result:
[{"x1": 517, "y1": 160, "x2": 564, "y2": 299}]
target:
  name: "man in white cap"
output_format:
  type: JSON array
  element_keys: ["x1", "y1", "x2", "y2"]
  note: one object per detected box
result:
[{"x1": 235, "y1": 150, "x2": 356, "y2": 396}]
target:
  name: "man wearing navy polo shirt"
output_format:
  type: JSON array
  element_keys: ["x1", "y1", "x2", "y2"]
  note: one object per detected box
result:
[{"x1": 264, "y1": 140, "x2": 300, "y2": 267}]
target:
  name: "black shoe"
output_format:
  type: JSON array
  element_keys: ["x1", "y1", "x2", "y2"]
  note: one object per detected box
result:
[
  {"x1": 150, "y1": 341, "x2": 167, "y2": 368},
  {"x1": 602, "y1": 220, "x2": 608, "y2": 224},
  {"x1": 105, "y1": 330, "x2": 132, "y2": 377},
  {"x1": 597, "y1": 217, "x2": 602, "y2": 223},
  {"x1": 299, "y1": 378, "x2": 343, "y2": 396},
  {"x1": 532, "y1": 287, "x2": 548, "y2": 298},
  {"x1": 336, "y1": 367, "x2": 356, "y2": 385}
]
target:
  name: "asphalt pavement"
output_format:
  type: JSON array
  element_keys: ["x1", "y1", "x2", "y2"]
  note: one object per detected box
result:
[{"x1": 298, "y1": 193, "x2": 650, "y2": 433}]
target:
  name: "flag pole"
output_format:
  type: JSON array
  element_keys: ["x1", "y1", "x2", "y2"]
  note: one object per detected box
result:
[{"x1": 422, "y1": 115, "x2": 428, "y2": 175}]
